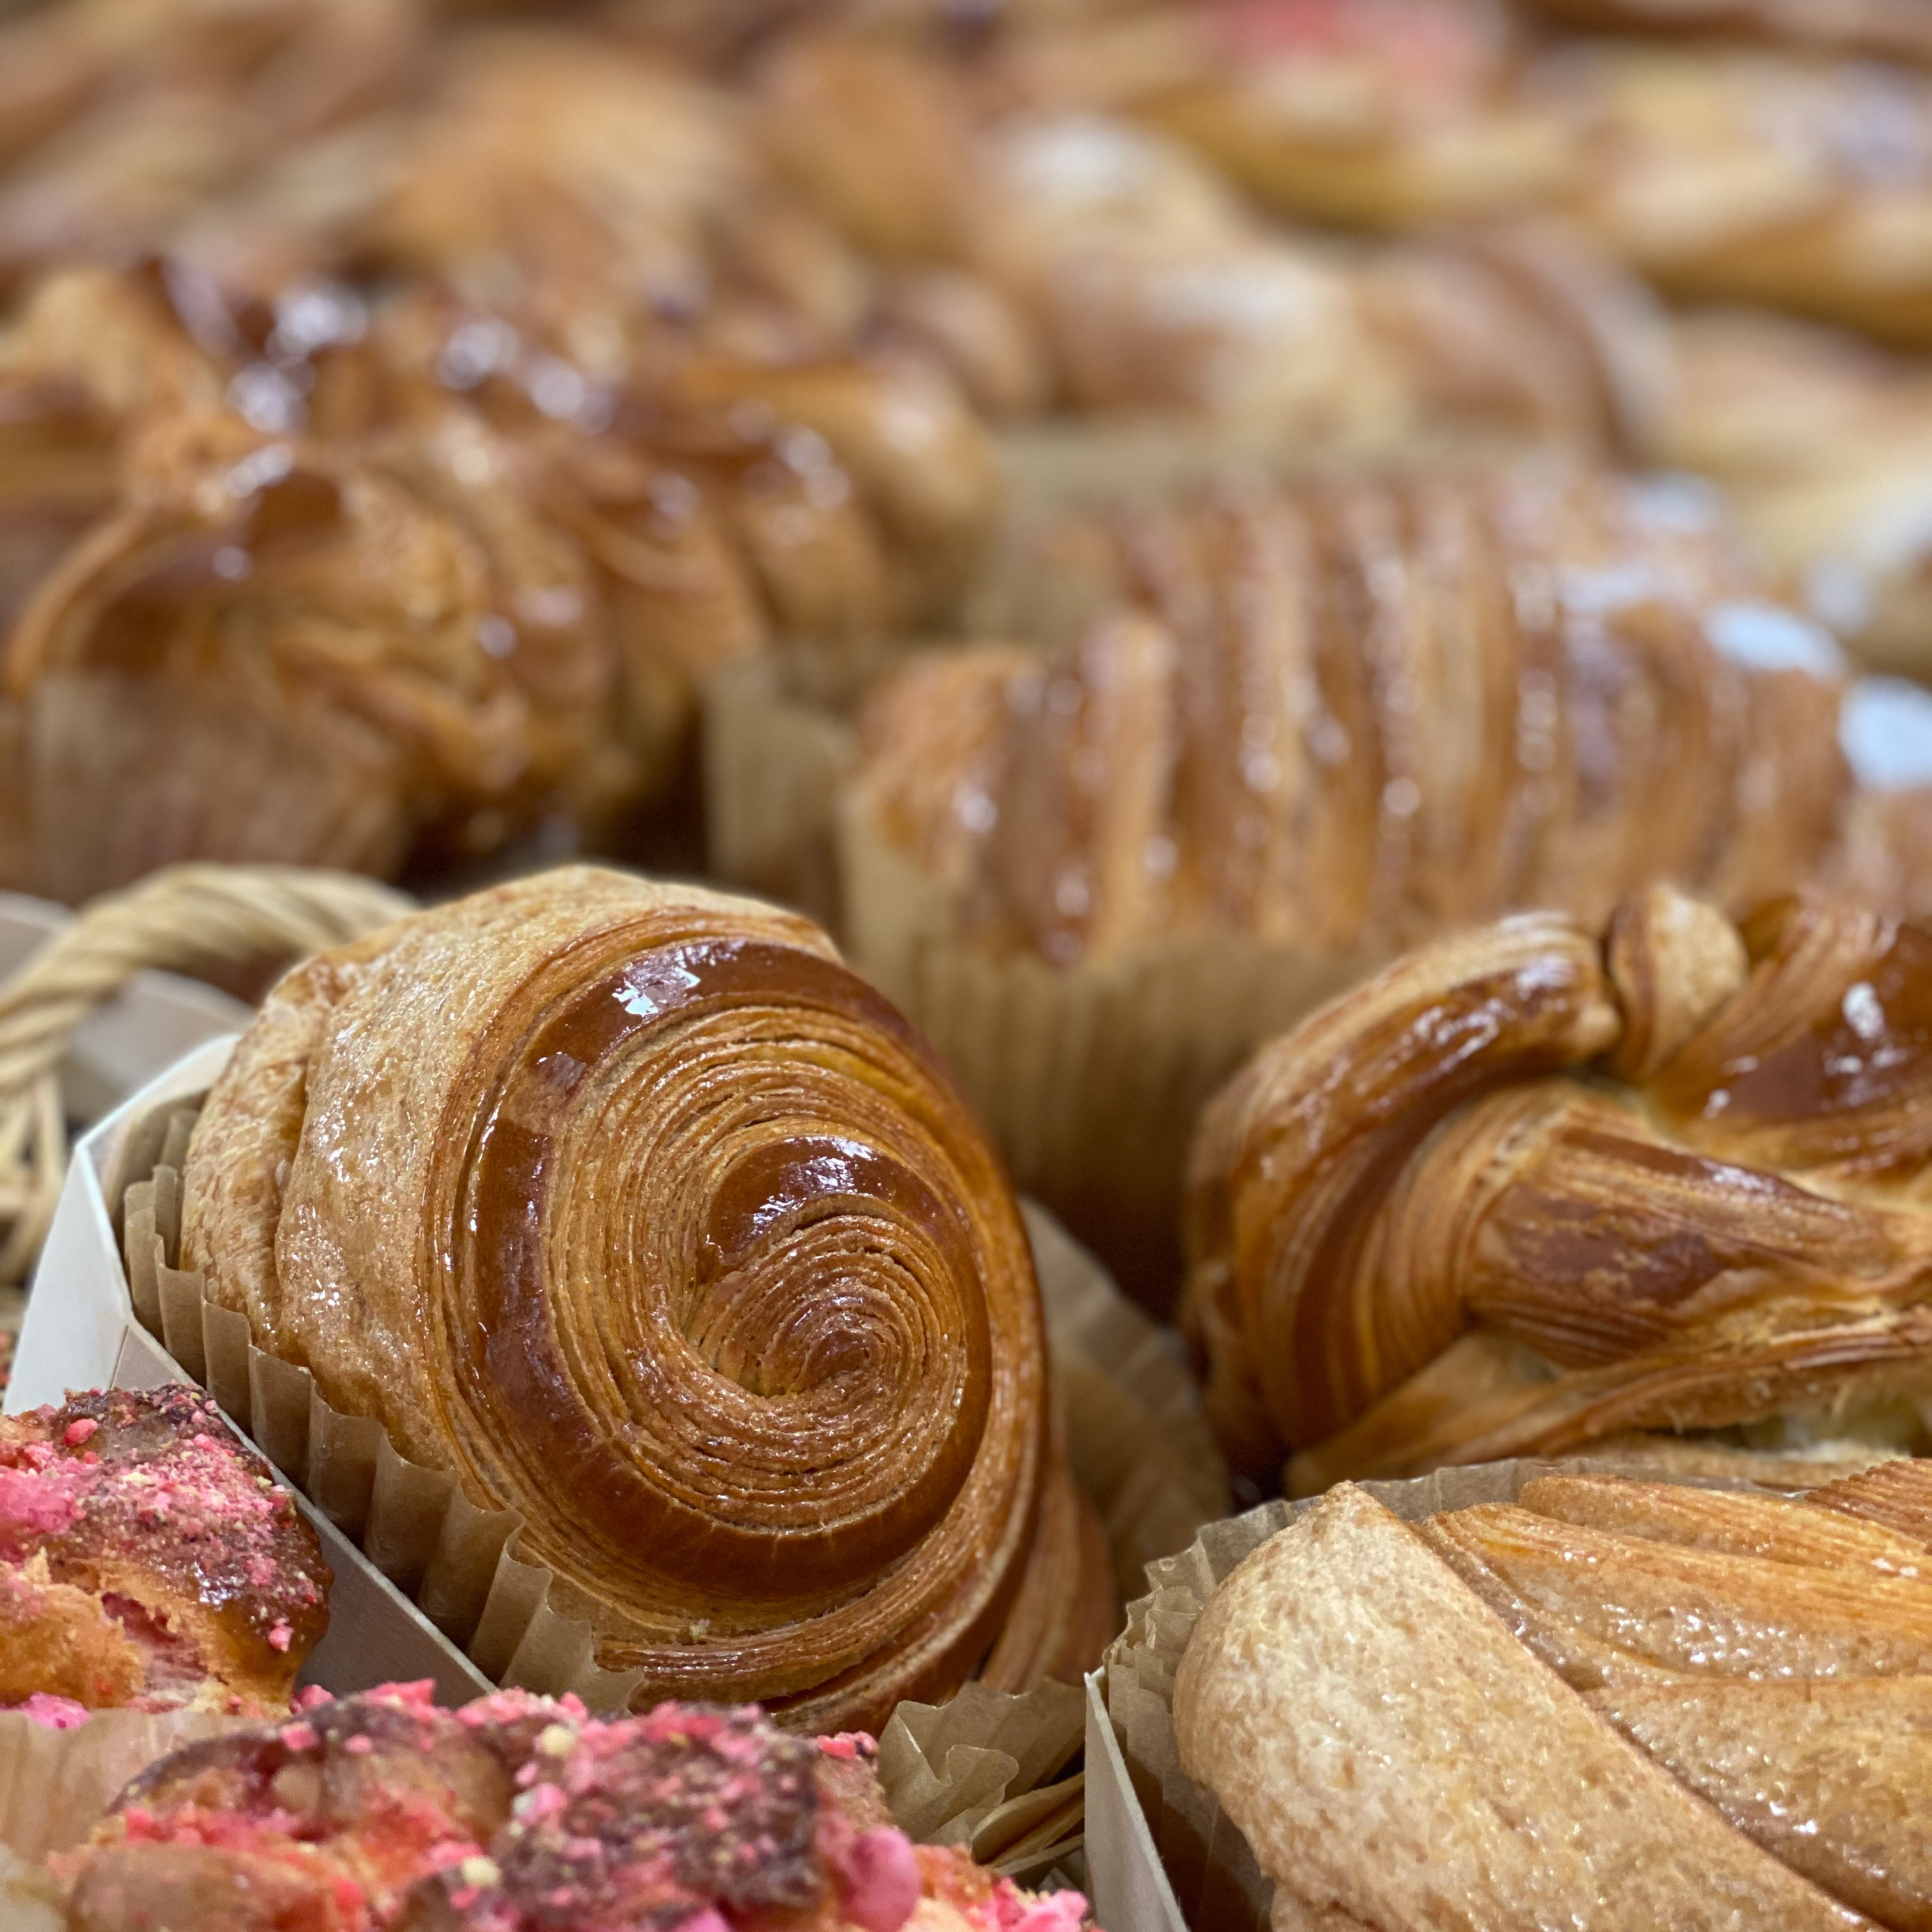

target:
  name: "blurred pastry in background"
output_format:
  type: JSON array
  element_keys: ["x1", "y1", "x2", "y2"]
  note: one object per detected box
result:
[
  {"x1": 1551, "y1": 40, "x2": 1932, "y2": 348},
  {"x1": 1517, "y1": 0, "x2": 1932, "y2": 65},
  {"x1": 1658, "y1": 307, "x2": 1932, "y2": 678}
]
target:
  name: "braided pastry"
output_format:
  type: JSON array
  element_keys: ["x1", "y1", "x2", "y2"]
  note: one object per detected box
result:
[
  {"x1": 1176, "y1": 1467, "x2": 1932, "y2": 1932},
  {"x1": 179, "y1": 865, "x2": 1069, "y2": 1729},
  {"x1": 1184, "y1": 885, "x2": 1932, "y2": 1493}
]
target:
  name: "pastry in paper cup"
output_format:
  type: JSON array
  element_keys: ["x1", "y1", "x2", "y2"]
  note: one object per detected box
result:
[
  {"x1": 836, "y1": 461, "x2": 1859, "y2": 1306},
  {"x1": 149, "y1": 864, "x2": 1110, "y2": 1732},
  {"x1": 1107, "y1": 1455, "x2": 1932, "y2": 1930}
]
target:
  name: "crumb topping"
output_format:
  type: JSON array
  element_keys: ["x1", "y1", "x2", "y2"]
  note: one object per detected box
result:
[{"x1": 0, "y1": 1386, "x2": 329, "y2": 1662}]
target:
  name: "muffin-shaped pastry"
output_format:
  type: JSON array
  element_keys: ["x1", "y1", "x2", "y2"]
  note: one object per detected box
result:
[
  {"x1": 3, "y1": 405, "x2": 625, "y2": 903},
  {"x1": 57, "y1": 1681, "x2": 1094, "y2": 1932},
  {"x1": 841, "y1": 463, "x2": 1854, "y2": 1303},
  {"x1": 1175, "y1": 1471, "x2": 1932, "y2": 1932},
  {"x1": 0, "y1": 1385, "x2": 329, "y2": 1717},
  {"x1": 1186, "y1": 886, "x2": 1932, "y2": 1492},
  {"x1": 180, "y1": 866, "x2": 1077, "y2": 1729}
]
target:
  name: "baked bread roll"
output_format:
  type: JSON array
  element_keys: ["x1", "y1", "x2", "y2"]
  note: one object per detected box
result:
[
  {"x1": 1184, "y1": 885, "x2": 1932, "y2": 1492},
  {"x1": 1174, "y1": 1469, "x2": 1932, "y2": 1931},
  {"x1": 178, "y1": 866, "x2": 1077, "y2": 1729},
  {"x1": 0, "y1": 1386, "x2": 329, "y2": 1717}
]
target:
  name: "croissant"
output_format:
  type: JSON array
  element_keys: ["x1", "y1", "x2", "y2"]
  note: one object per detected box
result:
[
  {"x1": 1184, "y1": 885, "x2": 1932, "y2": 1494},
  {"x1": 1175, "y1": 1469, "x2": 1932, "y2": 1931},
  {"x1": 859, "y1": 464, "x2": 1850, "y2": 968},
  {"x1": 178, "y1": 865, "x2": 1079, "y2": 1729}
]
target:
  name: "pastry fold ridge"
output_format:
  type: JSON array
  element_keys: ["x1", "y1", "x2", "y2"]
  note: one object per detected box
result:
[
  {"x1": 1184, "y1": 884, "x2": 1932, "y2": 1489},
  {"x1": 1175, "y1": 1472, "x2": 1932, "y2": 1931},
  {"x1": 180, "y1": 866, "x2": 1049, "y2": 1728}
]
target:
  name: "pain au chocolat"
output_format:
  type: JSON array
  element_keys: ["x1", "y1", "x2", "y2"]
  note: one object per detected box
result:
[
  {"x1": 1185, "y1": 884, "x2": 1932, "y2": 1493},
  {"x1": 178, "y1": 866, "x2": 1081, "y2": 1730}
]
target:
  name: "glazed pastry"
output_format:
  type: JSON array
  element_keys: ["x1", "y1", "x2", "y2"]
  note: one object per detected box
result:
[
  {"x1": 0, "y1": 1386, "x2": 329, "y2": 1717},
  {"x1": 1184, "y1": 887, "x2": 1932, "y2": 1492},
  {"x1": 843, "y1": 463, "x2": 1866, "y2": 1307},
  {"x1": 3, "y1": 407, "x2": 624, "y2": 902},
  {"x1": 55, "y1": 1681, "x2": 1094, "y2": 1932},
  {"x1": 179, "y1": 866, "x2": 1087, "y2": 1728},
  {"x1": 1174, "y1": 1471, "x2": 1932, "y2": 1932},
  {"x1": 857, "y1": 464, "x2": 1846, "y2": 966}
]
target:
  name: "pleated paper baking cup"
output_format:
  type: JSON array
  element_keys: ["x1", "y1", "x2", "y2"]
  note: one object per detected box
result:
[
  {"x1": 839, "y1": 796, "x2": 1379, "y2": 1308},
  {"x1": 0, "y1": 1706, "x2": 252, "y2": 1866},
  {"x1": 1101, "y1": 1460, "x2": 1776, "y2": 1931},
  {"x1": 89, "y1": 1075, "x2": 1170, "y2": 1878}
]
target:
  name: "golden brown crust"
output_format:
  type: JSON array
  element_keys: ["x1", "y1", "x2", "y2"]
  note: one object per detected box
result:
[
  {"x1": 1187, "y1": 887, "x2": 1932, "y2": 1489},
  {"x1": 858, "y1": 468, "x2": 1852, "y2": 970},
  {"x1": 182, "y1": 865, "x2": 1054, "y2": 1728}
]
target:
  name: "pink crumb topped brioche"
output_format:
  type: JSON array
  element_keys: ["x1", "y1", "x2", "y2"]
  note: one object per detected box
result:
[
  {"x1": 0, "y1": 1385, "x2": 330, "y2": 1717},
  {"x1": 55, "y1": 1682, "x2": 1095, "y2": 1931}
]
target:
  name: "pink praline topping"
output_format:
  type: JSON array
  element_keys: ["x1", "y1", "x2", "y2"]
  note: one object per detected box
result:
[{"x1": 836, "y1": 1825, "x2": 923, "y2": 1932}]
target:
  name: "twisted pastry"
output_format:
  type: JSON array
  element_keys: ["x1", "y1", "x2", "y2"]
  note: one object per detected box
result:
[
  {"x1": 180, "y1": 866, "x2": 1055, "y2": 1729},
  {"x1": 1176, "y1": 1468, "x2": 1932, "y2": 1932},
  {"x1": 1184, "y1": 884, "x2": 1932, "y2": 1492},
  {"x1": 857, "y1": 466, "x2": 1851, "y2": 969}
]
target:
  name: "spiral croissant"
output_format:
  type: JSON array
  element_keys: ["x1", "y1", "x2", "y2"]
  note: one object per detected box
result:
[
  {"x1": 1184, "y1": 885, "x2": 1932, "y2": 1493},
  {"x1": 181, "y1": 866, "x2": 1054, "y2": 1729},
  {"x1": 1176, "y1": 1466, "x2": 1932, "y2": 1931}
]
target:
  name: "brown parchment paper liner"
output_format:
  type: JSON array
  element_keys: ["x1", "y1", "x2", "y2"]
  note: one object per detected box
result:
[
  {"x1": 1024, "y1": 1204, "x2": 1230, "y2": 1604},
  {"x1": 1101, "y1": 1460, "x2": 1783, "y2": 1931},
  {"x1": 105, "y1": 1091, "x2": 1157, "y2": 1872},
  {"x1": 702, "y1": 644, "x2": 870, "y2": 932},
  {"x1": 839, "y1": 793, "x2": 1380, "y2": 1305},
  {"x1": 0, "y1": 1707, "x2": 252, "y2": 1864}
]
